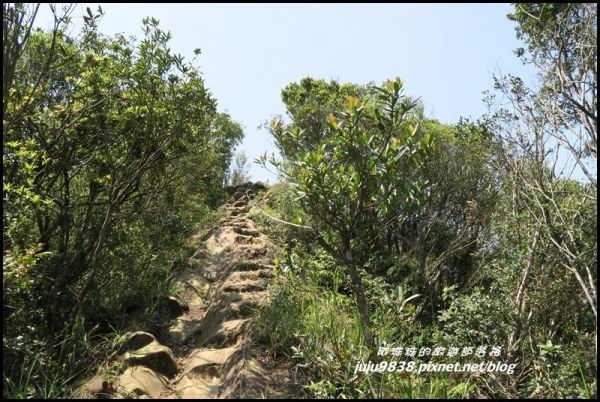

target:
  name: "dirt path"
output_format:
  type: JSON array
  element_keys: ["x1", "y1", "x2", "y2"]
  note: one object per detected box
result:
[{"x1": 103, "y1": 183, "x2": 278, "y2": 399}]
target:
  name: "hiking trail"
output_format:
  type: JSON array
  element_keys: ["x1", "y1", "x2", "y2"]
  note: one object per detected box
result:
[{"x1": 78, "y1": 183, "x2": 280, "y2": 399}]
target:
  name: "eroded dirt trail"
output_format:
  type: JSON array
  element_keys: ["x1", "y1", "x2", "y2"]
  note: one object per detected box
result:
[{"x1": 110, "y1": 183, "x2": 277, "y2": 399}]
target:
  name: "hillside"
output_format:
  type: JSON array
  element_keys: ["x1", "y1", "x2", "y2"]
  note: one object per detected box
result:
[
  {"x1": 75, "y1": 183, "x2": 292, "y2": 398},
  {"x1": 3, "y1": 3, "x2": 596, "y2": 400}
]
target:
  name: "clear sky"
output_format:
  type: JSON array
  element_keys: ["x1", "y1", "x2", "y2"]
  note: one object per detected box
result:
[{"x1": 35, "y1": 3, "x2": 536, "y2": 183}]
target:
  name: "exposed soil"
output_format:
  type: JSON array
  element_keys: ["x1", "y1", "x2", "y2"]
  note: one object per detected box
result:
[{"x1": 79, "y1": 183, "x2": 295, "y2": 399}]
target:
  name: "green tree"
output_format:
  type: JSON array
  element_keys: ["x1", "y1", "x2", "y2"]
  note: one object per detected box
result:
[
  {"x1": 397, "y1": 119, "x2": 500, "y2": 296},
  {"x1": 3, "y1": 5, "x2": 244, "y2": 395},
  {"x1": 269, "y1": 76, "x2": 501, "y2": 312},
  {"x1": 489, "y1": 1, "x2": 596, "y2": 336},
  {"x1": 262, "y1": 78, "x2": 432, "y2": 346},
  {"x1": 209, "y1": 112, "x2": 245, "y2": 187},
  {"x1": 275, "y1": 77, "x2": 372, "y2": 158},
  {"x1": 508, "y1": 3, "x2": 596, "y2": 186},
  {"x1": 475, "y1": 2, "x2": 597, "y2": 394}
]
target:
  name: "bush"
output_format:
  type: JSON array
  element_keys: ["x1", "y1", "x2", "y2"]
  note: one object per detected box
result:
[{"x1": 437, "y1": 288, "x2": 511, "y2": 348}]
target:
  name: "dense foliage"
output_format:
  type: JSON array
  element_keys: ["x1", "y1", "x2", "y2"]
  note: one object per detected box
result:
[
  {"x1": 253, "y1": 3, "x2": 596, "y2": 398},
  {"x1": 3, "y1": 2, "x2": 596, "y2": 399},
  {"x1": 3, "y1": 4, "x2": 243, "y2": 397}
]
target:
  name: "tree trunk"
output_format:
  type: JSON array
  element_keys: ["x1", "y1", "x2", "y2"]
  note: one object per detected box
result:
[
  {"x1": 414, "y1": 245, "x2": 428, "y2": 288},
  {"x1": 345, "y1": 247, "x2": 374, "y2": 347}
]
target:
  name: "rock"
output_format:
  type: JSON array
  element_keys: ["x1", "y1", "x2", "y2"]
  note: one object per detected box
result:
[
  {"x1": 160, "y1": 295, "x2": 188, "y2": 317},
  {"x1": 166, "y1": 317, "x2": 203, "y2": 345},
  {"x1": 116, "y1": 366, "x2": 167, "y2": 399},
  {"x1": 204, "y1": 227, "x2": 241, "y2": 255},
  {"x1": 172, "y1": 268, "x2": 209, "y2": 306},
  {"x1": 198, "y1": 318, "x2": 249, "y2": 348},
  {"x1": 123, "y1": 340, "x2": 178, "y2": 378},
  {"x1": 74, "y1": 378, "x2": 114, "y2": 399},
  {"x1": 120, "y1": 331, "x2": 157, "y2": 353},
  {"x1": 176, "y1": 376, "x2": 220, "y2": 399},
  {"x1": 180, "y1": 347, "x2": 235, "y2": 378},
  {"x1": 252, "y1": 181, "x2": 267, "y2": 190}
]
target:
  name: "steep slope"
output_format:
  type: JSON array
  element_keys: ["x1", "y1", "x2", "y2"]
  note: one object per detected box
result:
[
  {"x1": 78, "y1": 183, "x2": 279, "y2": 399},
  {"x1": 163, "y1": 182, "x2": 278, "y2": 398}
]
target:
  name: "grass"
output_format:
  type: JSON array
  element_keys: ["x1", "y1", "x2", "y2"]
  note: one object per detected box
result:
[
  {"x1": 249, "y1": 239, "x2": 483, "y2": 399},
  {"x1": 2, "y1": 318, "x2": 125, "y2": 399}
]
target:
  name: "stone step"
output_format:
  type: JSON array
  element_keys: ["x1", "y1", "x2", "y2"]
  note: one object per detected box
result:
[
  {"x1": 123, "y1": 340, "x2": 178, "y2": 379},
  {"x1": 117, "y1": 366, "x2": 168, "y2": 399}
]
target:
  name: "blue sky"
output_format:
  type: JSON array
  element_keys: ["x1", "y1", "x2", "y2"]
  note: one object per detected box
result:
[{"x1": 35, "y1": 3, "x2": 535, "y2": 183}]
